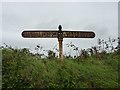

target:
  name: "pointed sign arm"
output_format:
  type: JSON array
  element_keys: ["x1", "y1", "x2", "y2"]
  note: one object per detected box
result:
[
  {"x1": 62, "y1": 31, "x2": 95, "y2": 38},
  {"x1": 22, "y1": 30, "x2": 58, "y2": 38}
]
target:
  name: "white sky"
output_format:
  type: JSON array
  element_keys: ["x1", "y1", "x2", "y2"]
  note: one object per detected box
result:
[
  {"x1": 1, "y1": 0, "x2": 119, "y2": 2},
  {"x1": 1, "y1": 1, "x2": 119, "y2": 56}
]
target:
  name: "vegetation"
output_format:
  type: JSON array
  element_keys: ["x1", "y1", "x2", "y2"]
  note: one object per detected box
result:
[{"x1": 1, "y1": 37, "x2": 120, "y2": 88}]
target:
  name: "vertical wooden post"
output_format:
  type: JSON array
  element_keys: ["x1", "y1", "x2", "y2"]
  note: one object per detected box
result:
[
  {"x1": 58, "y1": 25, "x2": 63, "y2": 63},
  {"x1": 58, "y1": 40, "x2": 63, "y2": 63}
]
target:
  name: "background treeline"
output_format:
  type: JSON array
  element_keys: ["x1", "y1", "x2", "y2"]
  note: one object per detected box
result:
[{"x1": 1, "y1": 37, "x2": 120, "y2": 88}]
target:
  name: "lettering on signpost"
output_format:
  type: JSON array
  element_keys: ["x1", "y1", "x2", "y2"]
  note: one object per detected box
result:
[{"x1": 22, "y1": 25, "x2": 95, "y2": 63}]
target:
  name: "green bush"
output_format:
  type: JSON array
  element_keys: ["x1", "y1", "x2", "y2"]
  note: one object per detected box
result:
[{"x1": 1, "y1": 47, "x2": 119, "y2": 88}]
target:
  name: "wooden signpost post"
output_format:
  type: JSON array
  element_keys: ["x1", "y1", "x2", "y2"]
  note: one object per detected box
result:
[{"x1": 22, "y1": 25, "x2": 95, "y2": 63}]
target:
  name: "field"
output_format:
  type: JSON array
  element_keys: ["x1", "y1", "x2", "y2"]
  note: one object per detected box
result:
[{"x1": 1, "y1": 44, "x2": 120, "y2": 89}]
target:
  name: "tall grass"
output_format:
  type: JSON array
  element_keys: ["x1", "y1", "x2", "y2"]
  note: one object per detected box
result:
[{"x1": 1, "y1": 46, "x2": 119, "y2": 88}]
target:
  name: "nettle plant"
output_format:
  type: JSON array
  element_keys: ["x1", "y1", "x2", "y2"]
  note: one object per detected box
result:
[
  {"x1": 66, "y1": 42, "x2": 80, "y2": 57},
  {"x1": 34, "y1": 44, "x2": 57, "y2": 59},
  {"x1": 64, "y1": 37, "x2": 119, "y2": 59},
  {"x1": 97, "y1": 37, "x2": 119, "y2": 53},
  {"x1": 2, "y1": 37, "x2": 119, "y2": 60}
]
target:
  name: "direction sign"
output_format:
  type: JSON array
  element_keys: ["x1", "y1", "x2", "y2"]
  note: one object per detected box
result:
[
  {"x1": 21, "y1": 25, "x2": 95, "y2": 63},
  {"x1": 63, "y1": 31, "x2": 95, "y2": 38},
  {"x1": 22, "y1": 31, "x2": 95, "y2": 38},
  {"x1": 22, "y1": 31, "x2": 58, "y2": 38}
]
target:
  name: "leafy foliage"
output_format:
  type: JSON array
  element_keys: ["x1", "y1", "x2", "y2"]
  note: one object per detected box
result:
[{"x1": 1, "y1": 44, "x2": 119, "y2": 88}]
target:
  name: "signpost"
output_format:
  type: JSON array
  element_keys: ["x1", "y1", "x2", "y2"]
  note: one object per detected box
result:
[{"x1": 22, "y1": 25, "x2": 95, "y2": 63}]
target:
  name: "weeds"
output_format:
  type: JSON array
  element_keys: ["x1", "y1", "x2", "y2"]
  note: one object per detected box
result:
[{"x1": 1, "y1": 37, "x2": 120, "y2": 88}]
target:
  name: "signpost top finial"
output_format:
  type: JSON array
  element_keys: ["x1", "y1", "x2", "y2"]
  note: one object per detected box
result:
[{"x1": 58, "y1": 25, "x2": 62, "y2": 31}]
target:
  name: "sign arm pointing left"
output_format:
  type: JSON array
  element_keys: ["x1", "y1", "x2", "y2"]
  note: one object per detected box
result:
[{"x1": 22, "y1": 31, "x2": 58, "y2": 38}]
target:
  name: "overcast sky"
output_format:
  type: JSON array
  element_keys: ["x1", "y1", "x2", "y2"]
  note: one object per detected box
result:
[{"x1": 2, "y1": 2, "x2": 118, "y2": 56}]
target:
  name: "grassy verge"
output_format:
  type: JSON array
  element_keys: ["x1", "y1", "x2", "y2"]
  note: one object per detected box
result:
[{"x1": 1, "y1": 47, "x2": 119, "y2": 88}]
